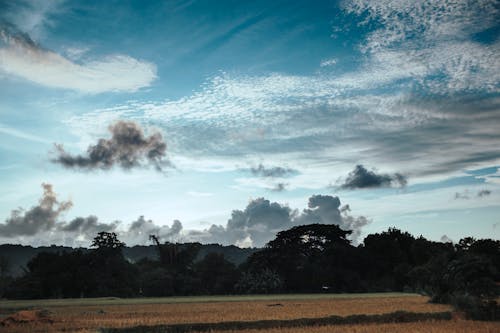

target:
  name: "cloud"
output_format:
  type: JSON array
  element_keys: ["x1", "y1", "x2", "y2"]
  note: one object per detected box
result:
[
  {"x1": 0, "y1": 184, "x2": 183, "y2": 246},
  {"x1": 477, "y1": 189, "x2": 491, "y2": 197},
  {"x1": 0, "y1": 0, "x2": 65, "y2": 39},
  {"x1": 340, "y1": 165, "x2": 407, "y2": 189},
  {"x1": 249, "y1": 164, "x2": 297, "y2": 178},
  {"x1": 270, "y1": 183, "x2": 288, "y2": 192},
  {"x1": 320, "y1": 58, "x2": 337, "y2": 67},
  {"x1": 440, "y1": 235, "x2": 453, "y2": 243},
  {"x1": 454, "y1": 190, "x2": 470, "y2": 200},
  {"x1": 124, "y1": 216, "x2": 182, "y2": 245},
  {"x1": 52, "y1": 121, "x2": 170, "y2": 172},
  {"x1": 0, "y1": 185, "x2": 369, "y2": 248},
  {"x1": 455, "y1": 189, "x2": 492, "y2": 200},
  {"x1": 0, "y1": 21, "x2": 156, "y2": 93},
  {"x1": 0, "y1": 183, "x2": 72, "y2": 237},
  {"x1": 192, "y1": 195, "x2": 370, "y2": 247},
  {"x1": 342, "y1": 0, "x2": 500, "y2": 92}
]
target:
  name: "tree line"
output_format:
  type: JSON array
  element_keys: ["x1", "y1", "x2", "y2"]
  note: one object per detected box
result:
[{"x1": 0, "y1": 225, "x2": 498, "y2": 319}]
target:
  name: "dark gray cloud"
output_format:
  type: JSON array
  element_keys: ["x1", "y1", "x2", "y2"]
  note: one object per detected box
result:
[
  {"x1": 193, "y1": 194, "x2": 370, "y2": 247},
  {"x1": 341, "y1": 165, "x2": 407, "y2": 189},
  {"x1": 270, "y1": 183, "x2": 288, "y2": 192},
  {"x1": 249, "y1": 164, "x2": 297, "y2": 178},
  {"x1": 455, "y1": 189, "x2": 492, "y2": 200},
  {"x1": 0, "y1": 185, "x2": 368, "y2": 248},
  {"x1": 477, "y1": 189, "x2": 491, "y2": 197},
  {"x1": 52, "y1": 121, "x2": 169, "y2": 171},
  {"x1": 0, "y1": 19, "x2": 39, "y2": 49},
  {"x1": 59, "y1": 216, "x2": 118, "y2": 234},
  {"x1": 0, "y1": 183, "x2": 72, "y2": 237},
  {"x1": 0, "y1": 184, "x2": 181, "y2": 247},
  {"x1": 297, "y1": 196, "x2": 370, "y2": 241}
]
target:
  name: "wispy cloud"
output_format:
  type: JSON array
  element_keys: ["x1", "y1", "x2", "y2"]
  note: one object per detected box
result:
[
  {"x1": 342, "y1": 0, "x2": 500, "y2": 93},
  {"x1": 0, "y1": 2, "x2": 157, "y2": 94},
  {"x1": 0, "y1": 123, "x2": 51, "y2": 144}
]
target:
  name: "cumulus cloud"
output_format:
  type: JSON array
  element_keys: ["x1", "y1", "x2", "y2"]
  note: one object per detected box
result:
[
  {"x1": 191, "y1": 195, "x2": 370, "y2": 247},
  {"x1": 0, "y1": 188, "x2": 369, "y2": 248},
  {"x1": 0, "y1": 183, "x2": 72, "y2": 237},
  {"x1": 52, "y1": 121, "x2": 170, "y2": 172},
  {"x1": 0, "y1": 19, "x2": 156, "y2": 93},
  {"x1": 0, "y1": 184, "x2": 183, "y2": 247},
  {"x1": 124, "y1": 216, "x2": 182, "y2": 245},
  {"x1": 341, "y1": 165, "x2": 407, "y2": 189},
  {"x1": 59, "y1": 215, "x2": 117, "y2": 234}
]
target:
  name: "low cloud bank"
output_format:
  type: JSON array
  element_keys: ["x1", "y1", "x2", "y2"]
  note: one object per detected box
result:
[{"x1": 0, "y1": 184, "x2": 369, "y2": 248}]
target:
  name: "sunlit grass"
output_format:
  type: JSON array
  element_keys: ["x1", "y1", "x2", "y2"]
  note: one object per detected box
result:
[{"x1": 0, "y1": 294, "x2": 458, "y2": 333}]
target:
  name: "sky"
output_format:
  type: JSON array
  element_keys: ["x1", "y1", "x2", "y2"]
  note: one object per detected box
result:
[{"x1": 0, "y1": 0, "x2": 499, "y2": 248}]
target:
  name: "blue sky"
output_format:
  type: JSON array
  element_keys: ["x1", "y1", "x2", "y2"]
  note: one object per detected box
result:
[{"x1": 0, "y1": 0, "x2": 499, "y2": 247}]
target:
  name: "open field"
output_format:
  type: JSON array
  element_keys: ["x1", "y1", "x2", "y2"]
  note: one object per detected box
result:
[
  {"x1": 0, "y1": 292, "x2": 417, "y2": 309},
  {"x1": 0, "y1": 293, "x2": 497, "y2": 333},
  {"x1": 189, "y1": 321, "x2": 500, "y2": 333}
]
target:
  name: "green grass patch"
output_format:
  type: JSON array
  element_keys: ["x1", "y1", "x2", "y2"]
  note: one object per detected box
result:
[{"x1": 0, "y1": 292, "x2": 418, "y2": 310}]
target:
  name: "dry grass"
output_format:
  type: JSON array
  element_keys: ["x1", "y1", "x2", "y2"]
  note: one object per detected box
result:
[
  {"x1": 198, "y1": 320, "x2": 500, "y2": 333},
  {"x1": 0, "y1": 294, "x2": 458, "y2": 333}
]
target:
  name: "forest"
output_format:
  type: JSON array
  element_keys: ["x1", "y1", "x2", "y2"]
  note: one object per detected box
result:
[{"x1": 0, "y1": 224, "x2": 498, "y2": 320}]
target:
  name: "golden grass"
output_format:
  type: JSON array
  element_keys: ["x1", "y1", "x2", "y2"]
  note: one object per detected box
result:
[
  {"x1": 0, "y1": 295, "x2": 455, "y2": 333},
  {"x1": 199, "y1": 320, "x2": 500, "y2": 333}
]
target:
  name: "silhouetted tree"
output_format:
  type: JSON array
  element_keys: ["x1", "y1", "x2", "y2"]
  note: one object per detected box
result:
[
  {"x1": 235, "y1": 268, "x2": 283, "y2": 294},
  {"x1": 244, "y1": 224, "x2": 354, "y2": 292},
  {"x1": 195, "y1": 252, "x2": 239, "y2": 294},
  {"x1": 0, "y1": 255, "x2": 12, "y2": 297}
]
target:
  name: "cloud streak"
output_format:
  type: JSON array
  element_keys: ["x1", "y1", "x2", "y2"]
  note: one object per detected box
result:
[{"x1": 52, "y1": 121, "x2": 170, "y2": 172}]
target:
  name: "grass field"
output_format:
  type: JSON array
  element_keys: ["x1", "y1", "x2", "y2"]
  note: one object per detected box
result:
[{"x1": 0, "y1": 293, "x2": 498, "y2": 333}]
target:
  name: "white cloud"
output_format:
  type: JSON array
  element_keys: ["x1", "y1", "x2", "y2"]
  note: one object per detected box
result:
[
  {"x1": 342, "y1": 0, "x2": 500, "y2": 93},
  {"x1": 0, "y1": 32, "x2": 157, "y2": 93},
  {"x1": 320, "y1": 58, "x2": 337, "y2": 67}
]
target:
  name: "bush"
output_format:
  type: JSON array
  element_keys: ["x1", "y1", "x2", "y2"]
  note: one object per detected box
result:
[{"x1": 451, "y1": 294, "x2": 499, "y2": 321}]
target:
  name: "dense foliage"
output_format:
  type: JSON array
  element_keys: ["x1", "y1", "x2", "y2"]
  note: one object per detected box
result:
[{"x1": 1, "y1": 227, "x2": 498, "y2": 319}]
